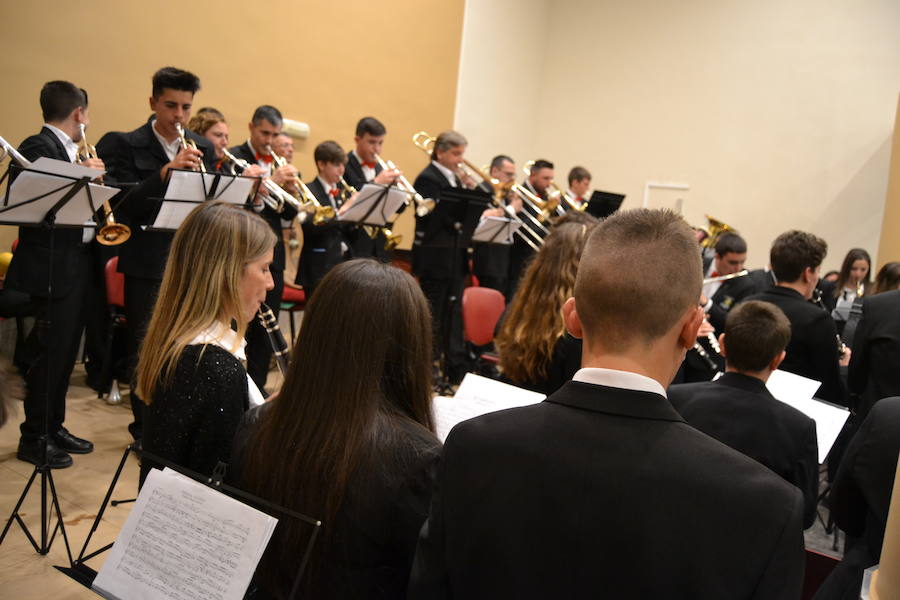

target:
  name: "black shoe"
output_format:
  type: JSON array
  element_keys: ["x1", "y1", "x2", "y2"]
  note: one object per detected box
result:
[
  {"x1": 52, "y1": 428, "x2": 94, "y2": 454},
  {"x1": 17, "y1": 438, "x2": 73, "y2": 469}
]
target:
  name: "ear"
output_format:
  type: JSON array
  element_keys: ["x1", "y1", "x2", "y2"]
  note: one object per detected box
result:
[
  {"x1": 677, "y1": 306, "x2": 704, "y2": 350},
  {"x1": 717, "y1": 333, "x2": 727, "y2": 358},
  {"x1": 248, "y1": 121, "x2": 254, "y2": 133},
  {"x1": 354, "y1": 135, "x2": 361, "y2": 144},
  {"x1": 562, "y1": 297, "x2": 583, "y2": 339},
  {"x1": 148, "y1": 96, "x2": 155, "y2": 111},
  {"x1": 769, "y1": 350, "x2": 786, "y2": 372}
]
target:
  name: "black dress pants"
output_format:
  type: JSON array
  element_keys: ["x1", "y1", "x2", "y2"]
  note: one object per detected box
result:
[
  {"x1": 124, "y1": 275, "x2": 161, "y2": 441},
  {"x1": 419, "y1": 274, "x2": 469, "y2": 383}
]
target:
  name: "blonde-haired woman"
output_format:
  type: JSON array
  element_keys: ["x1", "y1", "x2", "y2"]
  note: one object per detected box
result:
[{"x1": 136, "y1": 201, "x2": 275, "y2": 482}]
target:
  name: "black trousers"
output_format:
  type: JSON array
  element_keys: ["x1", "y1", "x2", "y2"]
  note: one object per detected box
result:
[
  {"x1": 19, "y1": 250, "x2": 91, "y2": 442},
  {"x1": 419, "y1": 275, "x2": 469, "y2": 383},
  {"x1": 245, "y1": 267, "x2": 284, "y2": 394},
  {"x1": 124, "y1": 275, "x2": 161, "y2": 441}
]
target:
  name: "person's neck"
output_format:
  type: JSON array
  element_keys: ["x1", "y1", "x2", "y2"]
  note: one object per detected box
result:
[
  {"x1": 153, "y1": 119, "x2": 177, "y2": 143},
  {"x1": 48, "y1": 120, "x2": 77, "y2": 141},
  {"x1": 582, "y1": 345, "x2": 680, "y2": 390},
  {"x1": 724, "y1": 366, "x2": 771, "y2": 383},
  {"x1": 776, "y1": 280, "x2": 810, "y2": 298}
]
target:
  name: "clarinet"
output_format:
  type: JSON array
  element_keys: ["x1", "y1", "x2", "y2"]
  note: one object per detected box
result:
[
  {"x1": 257, "y1": 303, "x2": 290, "y2": 377},
  {"x1": 812, "y1": 288, "x2": 847, "y2": 359}
]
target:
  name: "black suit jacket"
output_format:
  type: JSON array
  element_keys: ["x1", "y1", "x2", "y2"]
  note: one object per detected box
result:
[
  {"x1": 668, "y1": 372, "x2": 819, "y2": 528},
  {"x1": 96, "y1": 117, "x2": 215, "y2": 279},
  {"x1": 297, "y1": 177, "x2": 349, "y2": 294},
  {"x1": 343, "y1": 151, "x2": 382, "y2": 190},
  {"x1": 342, "y1": 151, "x2": 389, "y2": 261},
  {"x1": 471, "y1": 180, "x2": 512, "y2": 281},
  {"x1": 848, "y1": 289, "x2": 900, "y2": 419},
  {"x1": 746, "y1": 286, "x2": 845, "y2": 405},
  {"x1": 411, "y1": 163, "x2": 467, "y2": 280},
  {"x1": 702, "y1": 257, "x2": 760, "y2": 334},
  {"x1": 410, "y1": 380, "x2": 805, "y2": 599},
  {"x1": 4, "y1": 127, "x2": 90, "y2": 298},
  {"x1": 228, "y1": 142, "x2": 296, "y2": 272}
]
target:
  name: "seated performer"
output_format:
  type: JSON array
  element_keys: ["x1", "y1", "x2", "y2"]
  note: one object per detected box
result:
[
  {"x1": 849, "y1": 286, "x2": 900, "y2": 420},
  {"x1": 296, "y1": 141, "x2": 357, "y2": 296},
  {"x1": 668, "y1": 300, "x2": 819, "y2": 528},
  {"x1": 508, "y1": 158, "x2": 553, "y2": 298},
  {"x1": 343, "y1": 116, "x2": 401, "y2": 262},
  {"x1": 233, "y1": 259, "x2": 441, "y2": 598},
  {"x1": 409, "y1": 209, "x2": 804, "y2": 599},
  {"x1": 472, "y1": 154, "x2": 521, "y2": 298},
  {"x1": 186, "y1": 107, "x2": 229, "y2": 169},
  {"x1": 97, "y1": 66, "x2": 214, "y2": 442},
  {"x1": 495, "y1": 220, "x2": 597, "y2": 396},
  {"x1": 8, "y1": 80, "x2": 102, "y2": 468},
  {"x1": 271, "y1": 132, "x2": 294, "y2": 163},
  {"x1": 228, "y1": 105, "x2": 299, "y2": 394},
  {"x1": 831, "y1": 248, "x2": 871, "y2": 330},
  {"x1": 872, "y1": 261, "x2": 900, "y2": 294},
  {"x1": 137, "y1": 202, "x2": 274, "y2": 484},
  {"x1": 747, "y1": 230, "x2": 847, "y2": 406},
  {"x1": 566, "y1": 165, "x2": 591, "y2": 208}
]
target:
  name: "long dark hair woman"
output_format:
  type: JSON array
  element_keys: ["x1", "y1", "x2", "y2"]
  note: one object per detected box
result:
[{"x1": 234, "y1": 259, "x2": 440, "y2": 599}]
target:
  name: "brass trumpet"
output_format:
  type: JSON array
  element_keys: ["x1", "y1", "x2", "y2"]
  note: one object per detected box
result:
[
  {"x1": 339, "y1": 177, "x2": 403, "y2": 251},
  {"x1": 221, "y1": 148, "x2": 315, "y2": 223},
  {"x1": 373, "y1": 152, "x2": 434, "y2": 217},
  {"x1": 174, "y1": 123, "x2": 206, "y2": 173},
  {"x1": 269, "y1": 145, "x2": 336, "y2": 225},
  {"x1": 78, "y1": 124, "x2": 130, "y2": 246}
]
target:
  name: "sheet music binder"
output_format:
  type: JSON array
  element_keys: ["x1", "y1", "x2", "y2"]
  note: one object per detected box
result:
[
  {"x1": 472, "y1": 215, "x2": 519, "y2": 245},
  {"x1": 338, "y1": 182, "x2": 408, "y2": 227},
  {"x1": 146, "y1": 169, "x2": 261, "y2": 232}
]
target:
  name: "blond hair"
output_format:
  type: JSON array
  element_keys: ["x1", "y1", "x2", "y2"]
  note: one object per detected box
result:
[{"x1": 135, "y1": 202, "x2": 276, "y2": 402}]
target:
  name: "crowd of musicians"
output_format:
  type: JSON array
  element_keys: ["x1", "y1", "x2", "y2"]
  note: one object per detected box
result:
[{"x1": 2, "y1": 68, "x2": 900, "y2": 599}]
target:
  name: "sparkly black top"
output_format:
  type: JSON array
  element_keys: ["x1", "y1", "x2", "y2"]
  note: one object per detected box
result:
[{"x1": 141, "y1": 344, "x2": 250, "y2": 484}]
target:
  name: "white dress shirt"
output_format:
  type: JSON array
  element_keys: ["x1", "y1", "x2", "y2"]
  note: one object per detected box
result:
[
  {"x1": 572, "y1": 367, "x2": 667, "y2": 398},
  {"x1": 43, "y1": 123, "x2": 79, "y2": 163},
  {"x1": 432, "y1": 160, "x2": 458, "y2": 187},
  {"x1": 189, "y1": 323, "x2": 266, "y2": 407},
  {"x1": 353, "y1": 150, "x2": 376, "y2": 182},
  {"x1": 151, "y1": 119, "x2": 181, "y2": 162}
]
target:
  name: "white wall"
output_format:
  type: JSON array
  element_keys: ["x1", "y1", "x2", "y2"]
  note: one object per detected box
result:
[{"x1": 456, "y1": 0, "x2": 900, "y2": 270}]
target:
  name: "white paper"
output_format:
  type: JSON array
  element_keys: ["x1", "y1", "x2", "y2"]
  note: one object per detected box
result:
[
  {"x1": 766, "y1": 369, "x2": 850, "y2": 463},
  {"x1": 338, "y1": 183, "x2": 408, "y2": 225},
  {"x1": 4, "y1": 158, "x2": 117, "y2": 226},
  {"x1": 431, "y1": 373, "x2": 545, "y2": 442},
  {"x1": 92, "y1": 467, "x2": 277, "y2": 600},
  {"x1": 211, "y1": 175, "x2": 257, "y2": 205},
  {"x1": 473, "y1": 216, "x2": 519, "y2": 244}
]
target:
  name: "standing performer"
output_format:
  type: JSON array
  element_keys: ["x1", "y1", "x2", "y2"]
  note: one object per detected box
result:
[
  {"x1": 472, "y1": 154, "x2": 521, "y2": 298},
  {"x1": 97, "y1": 66, "x2": 214, "y2": 443},
  {"x1": 8, "y1": 81, "x2": 102, "y2": 468},
  {"x1": 228, "y1": 105, "x2": 298, "y2": 394},
  {"x1": 567, "y1": 166, "x2": 592, "y2": 208},
  {"x1": 508, "y1": 158, "x2": 553, "y2": 298},
  {"x1": 187, "y1": 107, "x2": 229, "y2": 170}
]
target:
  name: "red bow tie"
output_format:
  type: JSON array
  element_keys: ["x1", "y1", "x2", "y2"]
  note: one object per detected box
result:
[
  {"x1": 329, "y1": 188, "x2": 340, "y2": 198},
  {"x1": 710, "y1": 271, "x2": 719, "y2": 278},
  {"x1": 361, "y1": 160, "x2": 376, "y2": 169},
  {"x1": 255, "y1": 152, "x2": 273, "y2": 164}
]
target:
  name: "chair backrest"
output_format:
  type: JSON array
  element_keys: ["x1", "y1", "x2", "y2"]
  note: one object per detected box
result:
[
  {"x1": 282, "y1": 285, "x2": 306, "y2": 305},
  {"x1": 462, "y1": 286, "x2": 505, "y2": 346},
  {"x1": 11, "y1": 238, "x2": 18, "y2": 252},
  {"x1": 104, "y1": 256, "x2": 125, "y2": 309}
]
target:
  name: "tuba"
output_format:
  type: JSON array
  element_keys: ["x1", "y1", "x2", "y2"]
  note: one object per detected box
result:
[
  {"x1": 78, "y1": 124, "x2": 130, "y2": 246},
  {"x1": 699, "y1": 215, "x2": 737, "y2": 249}
]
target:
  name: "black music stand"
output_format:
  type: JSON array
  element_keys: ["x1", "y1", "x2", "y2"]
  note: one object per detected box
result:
[
  {"x1": 0, "y1": 160, "x2": 111, "y2": 557},
  {"x1": 57, "y1": 448, "x2": 321, "y2": 600},
  {"x1": 586, "y1": 190, "x2": 626, "y2": 219},
  {"x1": 339, "y1": 183, "x2": 409, "y2": 230},
  {"x1": 429, "y1": 187, "x2": 490, "y2": 393},
  {"x1": 472, "y1": 216, "x2": 518, "y2": 245},
  {"x1": 147, "y1": 169, "x2": 260, "y2": 231}
]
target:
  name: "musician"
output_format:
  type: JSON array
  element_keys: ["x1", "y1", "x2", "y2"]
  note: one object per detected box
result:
[
  {"x1": 137, "y1": 202, "x2": 274, "y2": 485},
  {"x1": 508, "y1": 158, "x2": 553, "y2": 298},
  {"x1": 233, "y1": 260, "x2": 440, "y2": 598},
  {"x1": 746, "y1": 230, "x2": 848, "y2": 406},
  {"x1": 343, "y1": 117, "x2": 400, "y2": 262},
  {"x1": 96, "y1": 66, "x2": 214, "y2": 442},
  {"x1": 186, "y1": 107, "x2": 229, "y2": 169},
  {"x1": 272, "y1": 132, "x2": 294, "y2": 163},
  {"x1": 495, "y1": 220, "x2": 596, "y2": 395},
  {"x1": 668, "y1": 301, "x2": 819, "y2": 529},
  {"x1": 7, "y1": 81, "x2": 102, "y2": 468},
  {"x1": 296, "y1": 141, "x2": 356, "y2": 296},
  {"x1": 567, "y1": 165, "x2": 591, "y2": 208},
  {"x1": 228, "y1": 105, "x2": 299, "y2": 393},
  {"x1": 848, "y1": 287, "x2": 900, "y2": 420},
  {"x1": 701, "y1": 232, "x2": 754, "y2": 334},
  {"x1": 831, "y1": 248, "x2": 871, "y2": 330},
  {"x1": 872, "y1": 261, "x2": 900, "y2": 294},
  {"x1": 472, "y1": 154, "x2": 521, "y2": 297},
  {"x1": 410, "y1": 209, "x2": 804, "y2": 598}
]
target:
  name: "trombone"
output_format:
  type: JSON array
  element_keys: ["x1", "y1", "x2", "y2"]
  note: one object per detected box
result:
[
  {"x1": 548, "y1": 180, "x2": 588, "y2": 213},
  {"x1": 519, "y1": 161, "x2": 565, "y2": 223},
  {"x1": 78, "y1": 124, "x2": 130, "y2": 246},
  {"x1": 339, "y1": 177, "x2": 403, "y2": 250},
  {"x1": 372, "y1": 153, "x2": 434, "y2": 217},
  {"x1": 221, "y1": 148, "x2": 317, "y2": 223},
  {"x1": 268, "y1": 145, "x2": 336, "y2": 225}
]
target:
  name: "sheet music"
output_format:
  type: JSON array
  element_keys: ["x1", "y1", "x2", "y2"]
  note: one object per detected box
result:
[
  {"x1": 472, "y1": 216, "x2": 519, "y2": 244},
  {"x1": 164, "y1": 170, "x2": 219, "y2": 202},
  {"x1": 766, "y1": 369, "x2": 850, "y2": 463},
  {"x1": 432, "y1": 373, "x2": 545, "y2": 442},
  {"x1": 92, "y1": 467, "x2": 277, "y2": 600},
  {"x1": 338, "y1": 183, "x2": 408, "y2": 225}
]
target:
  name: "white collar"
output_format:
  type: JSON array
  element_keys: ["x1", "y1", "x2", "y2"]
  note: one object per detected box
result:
[
  {"x1": 188, "y1": 322, "x2": 247, "y2": 360},
  {"x1": 150, "y1": 119, "x2": 181, "y2": 161},
  {"x1": 43, "y1": 123, "x2": 79, "y2": 163},
  {"x1": 432, "y1": 160, "x2": 458, "y2": 187},
  {"x1": 572, "y1": 367, "x2": 667, "y2": 398},
  {"x1": 317, "y1": 175, "x2": 336, "y2": 194}
]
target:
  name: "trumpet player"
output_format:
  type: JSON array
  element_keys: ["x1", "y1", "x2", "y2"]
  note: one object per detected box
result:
[
  {"x1": 187, "y1": 107, "x2": 230, "y2": 170},
  {"x1": 7, "y1": 81, "x2": 103, "y2": 468},
  {"x1": 508, "y1": 158, "x2": 554, "y2": 297},
  {"x1": 296, "y1": 141, "x2": 357, "y2": 296},
  {"x1": 228, "y1": 105, "x2": 299, "y2": 393},
  {"x1": 472, "y1": 155, "x2": 522, "y2": 299},
  {"x1": 96, "y1": 67, "x2": 215, "y2": 443}
]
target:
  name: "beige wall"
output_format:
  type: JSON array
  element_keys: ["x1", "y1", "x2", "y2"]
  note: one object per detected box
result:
[
  {"x1": 877, "y1": 95, "x2": 900, "y2": 268},
  {"x1": 0, "y1": 0, "x2": 466, "y2": 253},
  {"x1": 456, "y1": 0, "x2": 900, "y2": 271}
]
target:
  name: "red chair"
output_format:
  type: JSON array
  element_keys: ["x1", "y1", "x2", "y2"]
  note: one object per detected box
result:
[
  {"x1": 100, "y1": 257, "x2": 127, "y2": 405},
  {"x1": 281, "y1": 285, "x2": 307, "y2": 343},
  {"x1": 11, "y1": 238, "x2": 18, "y2": 252},
  {"x1": 462, "y1": 286, "x2": 505, "y2": 367}
]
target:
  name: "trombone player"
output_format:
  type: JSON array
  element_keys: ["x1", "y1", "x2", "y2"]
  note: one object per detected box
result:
[
  {"x1": 509, "y1": 158, "x2": 554, "y2": 297},
  {"x1": 473, "y1": 155, "x2": 522, "y2": 299}
]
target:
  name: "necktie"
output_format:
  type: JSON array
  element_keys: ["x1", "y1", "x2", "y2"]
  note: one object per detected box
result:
[{"x1": 362, "y1": 160, "x2": 376, "y2": 169}]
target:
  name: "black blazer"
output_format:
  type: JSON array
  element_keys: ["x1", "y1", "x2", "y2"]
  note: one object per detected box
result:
[
  {"x1": 411, "y1": 163, "x2": 467, "y2": 280},
  {"x1": 814, "y1": 396, "x2": 900, "y2": 600},
  {"x1": 703, "y1": 257, "x2": 760, "y2": 334},
  {"x1": 228, "y1": 142, "x2": 297, "y2": 272},
  {"x1": 342, "y1": 151, "x2": 389, "y2": 262},
  {"x1": 746, "y1": 286, "x2": 845, "y2": 406},
  {"x1": 343, "y1": 150, "x2": 383, "y2": 190},
  {"x1": 96, "y1": 117, "x2": 215, "y2": 280},
  {"x1": 471, "y1": 180, "x2": 512, "y2": 281},
  {"x1": 668, "y1": 372, "x2": 819, "y2": 528},
  {"x1": 848, "y1": 289, "x2": 900, "y2": 419},
  {"x1": 296, "y1": 177, "x2": 350, "y2": 294},
  {"x1": 410, "y1": 380, "x2": 805, "y2": 599},
  {"x1": 4, "y1": 127, "x2": 90, "y2": 298}
]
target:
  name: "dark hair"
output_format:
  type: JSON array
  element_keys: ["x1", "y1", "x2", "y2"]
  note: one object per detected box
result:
[
  {"x1": 432, "y1": 130, "x2": 467, "y2": 157},
  {"x1": 568, "y1": 166, "x2": 591, "y2": 186},
  {"x1": 833, "y1": 248, "x2": 871, "y2": 297},
  {"x1": 576, "y1": 209, "x2": 701, "y2": 349},
  {"x1": 251, "y1": 105, "x2": 283, "y2": 127},
  {"x1": 239, "y1": 259, "x2": 435, "y2": 595},
  {"x1": 490, "y1": 154, "x2": 514, "y2": 171},
  {"x1": 723, "y1": 301, "x2": 791, "y2": 372},
  {"x1": 40, "y1": 81, "x2": 87, "y2": 122},
  {"x1": 873, "y1": 261, "x2": 900, "y2": 295},
  {"x1": 531, "y1": 159, "x2": 554, "y2": 172},
  {"x1": 715, "y1": 232, "x2": 747, "y2": 257},
  {"x1": 151, "y1": 66, "x2": 200, "y2": 98},
  {"x1": 313, "y1": 140, "x2": 346, "y2": 165},
  {"x1": 355, "y1": 116, "x2": 386, "y2": 137},
  {"x1": 769, "y1": 230, "x2": 828, "y2": 284}
]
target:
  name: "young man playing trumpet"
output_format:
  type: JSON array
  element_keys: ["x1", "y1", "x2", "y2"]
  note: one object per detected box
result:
[
  {"x1": 8, "y1": 81, "x2": 103, "y2": 468},
  {"x1": 96, "y1": 66, "x2": 215, "y2": 443}
]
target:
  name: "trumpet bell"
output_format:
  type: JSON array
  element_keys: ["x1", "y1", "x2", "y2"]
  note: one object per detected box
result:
[
  {"x1": 415, "y1": 197, "x2": 436, "y2": 217},
  {"x1": 384, "y1": 229, "x2": 402, "y2": 251},
  {"x1": 313, "y1": 205, "x2": 336, "y2": 225},
  {"x1": 701, "y1": 214, "x2": 737, "y2": 249},
  {"x1": 96, "y1": 223, "x2": 131, "y2": 246}
]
